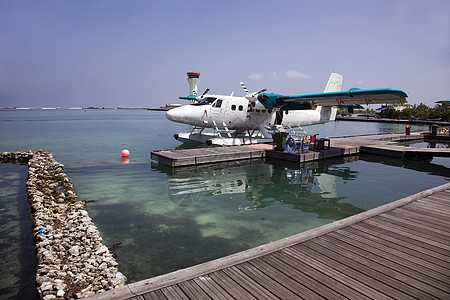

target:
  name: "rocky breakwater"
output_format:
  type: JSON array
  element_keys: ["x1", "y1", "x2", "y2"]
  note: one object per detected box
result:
[
  {"x1": 0, "y1": 150, "x2": 34, "y2": 164},
  {"x1": 1, "y1": 150, "x2": 126, "y2": 299}
]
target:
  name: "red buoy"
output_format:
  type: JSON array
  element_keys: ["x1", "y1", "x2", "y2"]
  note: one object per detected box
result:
[{"x1": 121, "y1": 149, "x2": 130, "y2": 157}]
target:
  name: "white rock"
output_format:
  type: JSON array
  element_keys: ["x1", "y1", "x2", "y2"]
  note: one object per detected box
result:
[
  {"x1": 102, "y1": 256, "x2": 114, "y2": 264},
  {"x1": 40, "y1": 281, "x2": 53, "y2": 292},
  {"x1": 68, "y1": 245, "x2": 80, "y2": 256},
  {"x1": 109, "y1": 260, "x2": 118, "y2": 267},
  {"x1": 115, "y1": 272, "x2": 126, "y2": 286},
  {"x1": 80, "y1": 284, "x2": 93, "y2": 295},
  {"x1": 98, "y1": 262, "x2": 108, "y2": 270},
  {"x1": 86, "y1": 225, "x2": 97, "y2": 234},
  {"x1": 53, "y1": 279, "x2": 66, "y2": 290},
  {"x1": 95, "y1": 245, "x2": 108, "y2": 255},
  {"x1": 56, "y1": 289, "x2": 65, "y2": 297}
]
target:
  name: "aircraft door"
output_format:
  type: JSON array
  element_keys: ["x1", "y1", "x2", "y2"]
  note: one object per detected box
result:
[
  {"x1": 275, "y1": 110, "x2": 283, "y2": 125},
  {"x1": 211, "y1": 99, "x2": 223, "y2": 118}
]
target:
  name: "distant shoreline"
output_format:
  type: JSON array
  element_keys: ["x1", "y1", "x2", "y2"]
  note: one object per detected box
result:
[
  {"x1": 336, "y1": 116, "x2": 449, "y2": 126},
  {"x1": 1, "y1": 107, "x2": 169, "y2": 110}
]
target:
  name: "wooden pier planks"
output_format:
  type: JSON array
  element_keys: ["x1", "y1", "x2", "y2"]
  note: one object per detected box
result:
[
  {"x1": 151, "y1": 144, "x2": 360, "y2": 167},
  {"x1": 151, "y1": 146, "x2": 265, "y2": 167},
  {"x1": 88, "y1": 182, "x2": 450, "y2": 300},
  {"x1": 151, "y1": 132, "x2": 449, "y2": 167},
  {"x1": 360, "y1": 144, "x2": 450, "y2": 158}
]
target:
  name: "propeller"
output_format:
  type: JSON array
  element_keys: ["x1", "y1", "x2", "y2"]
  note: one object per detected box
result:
[
  {"x1": 241, "y1": 82, "x2": 267, "y2": 112},
  {"x1": 241, "y1": 82, "x2": 267, "y2": 97},
  {"x1": 248, "y1": 88, "x2": 267, "y2": 98},
  {"x1": 200, "y1": 88, "x2": 210, "y2": 98},
  {"x1": 240, "y1": 82, "x2": 249, "y2": 95}
]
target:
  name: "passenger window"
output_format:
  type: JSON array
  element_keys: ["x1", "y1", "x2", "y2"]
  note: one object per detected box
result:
[
  {"x1": 262, "y1": 110, "x2": 266, "y2": 113},
  {"x1": 256, "y1": 109, "x2": 260, "y2": 113},
  {"x1": 285, "y1": 110, "x2": 289, "y2": 115},
  {"x1": 238, "y1": 105, "x2": 243, "y2": 111},
  {"x1": 231, "y1": 105, "x2": 236, "y2": 110}
]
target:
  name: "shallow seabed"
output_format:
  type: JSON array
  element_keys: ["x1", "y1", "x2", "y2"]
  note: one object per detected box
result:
[
  {"x1": 69, "y1": 154, "x2": 450, "y2": 282},
  {"x1": 0, "y1": 109, "x2": 448, "y2": 288},
  {"x1": 0, "y1": 164, "x2": 36, "y2": 299}
]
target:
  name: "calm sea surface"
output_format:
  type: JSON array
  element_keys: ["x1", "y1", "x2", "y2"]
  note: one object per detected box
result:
[{"x1": 1, "y1": 109, "x2": 449, "y2": 298}]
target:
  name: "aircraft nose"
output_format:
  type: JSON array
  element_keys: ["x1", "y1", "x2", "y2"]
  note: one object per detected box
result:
[{"x1": 166, "y1": 107, "x2": 181, "y2": 122}]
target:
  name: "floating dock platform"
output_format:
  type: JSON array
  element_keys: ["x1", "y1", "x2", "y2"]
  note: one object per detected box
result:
[
  {"x1": 151, "y1": 131, "x2": 449, "y2": 167},
  {"x1": 151, "y1": 146, "x2": 266, "y2": 167},
  {"x1": 88, "y1": 182, "x2": 450, "y2": 299}
]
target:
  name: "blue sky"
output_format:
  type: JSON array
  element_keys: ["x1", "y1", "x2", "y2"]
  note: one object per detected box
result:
[{"x1": 1, "y1": 0, "x2": 449, "y2": 108}]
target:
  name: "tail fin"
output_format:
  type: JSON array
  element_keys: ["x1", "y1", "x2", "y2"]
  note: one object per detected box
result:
[
  {"x1": 317, "y1": 72, "x2": 342, "y2": 122},
  {"x1": 323, "y1": 72, "x2": 343, "y2": 92}
]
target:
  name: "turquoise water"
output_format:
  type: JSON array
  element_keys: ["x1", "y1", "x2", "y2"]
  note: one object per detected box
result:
[
  {"x1": 0, "y1": 163, "x2": 36, "y2": 299},
  {"x1": 1, "y1": 109, "x2": 448, "y2": 291}
]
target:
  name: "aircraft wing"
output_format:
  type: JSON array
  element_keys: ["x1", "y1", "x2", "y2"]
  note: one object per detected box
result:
[{"x1": 257, "y1": 88, "x2": 407, "y2": 110}]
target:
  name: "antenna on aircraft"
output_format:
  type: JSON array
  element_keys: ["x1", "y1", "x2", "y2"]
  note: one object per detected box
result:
[{"x1": 187, "y1": 72, "x2": 200, "y2": 95}]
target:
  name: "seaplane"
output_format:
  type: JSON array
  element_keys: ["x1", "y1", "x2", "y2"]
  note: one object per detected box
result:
[{"x1": 166, "y1": 72, "x2": 407, "y2": 146}]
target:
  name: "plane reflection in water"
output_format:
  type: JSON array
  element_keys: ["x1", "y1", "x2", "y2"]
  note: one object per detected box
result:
[{"x1": 152, "y1": 156, "x2": 362, "y2": 220}]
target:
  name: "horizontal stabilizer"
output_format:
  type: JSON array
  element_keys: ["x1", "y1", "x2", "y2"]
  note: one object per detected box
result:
[{"x1": 257, "y1": 88, "x2": 407, "y2": 110}]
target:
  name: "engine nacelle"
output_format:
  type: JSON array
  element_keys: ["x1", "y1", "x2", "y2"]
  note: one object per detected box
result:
[{"x1": 245, "y1": 95, "x2": 267, "y2": 111}]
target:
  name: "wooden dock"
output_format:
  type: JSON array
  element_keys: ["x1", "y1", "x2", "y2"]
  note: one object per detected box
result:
[
  {"x1": 88, "y1": 182, "x2": 450, "y2": 300},
  {"x1": 151, "y1": 132, "x2": 450, "y2": 167},
  {"x1": 361, "y1": 144, "x2": 450, "y2": 159},
  {"x1": 330, "y1": 132, "x2": 450, "y2": 159},
  {"x1": 151, "y1": 146, "x2": 266, "y2": 167}
]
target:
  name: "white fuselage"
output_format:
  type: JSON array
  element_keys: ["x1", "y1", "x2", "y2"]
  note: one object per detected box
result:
[
  {"x1": 166, "y1": 95, "x2": 334, "y2": 136},
  {"x1": 167, "y1": 72, "x2": 342, "y2": 145}
]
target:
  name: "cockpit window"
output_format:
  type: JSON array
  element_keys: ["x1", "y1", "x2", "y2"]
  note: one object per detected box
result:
[
  {"x1": 192, "y1": 97, "x2": 217, "y2": 106},
  {"x1": 212, "y1": 99, "x2": 223, "y2": 108}
]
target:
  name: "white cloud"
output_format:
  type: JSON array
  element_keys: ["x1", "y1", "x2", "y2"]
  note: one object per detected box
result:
[
  {"x1": 286, "y1": 70, "x2": 310, "y2": 79},
  {"x1": 248, "y1": 72, "x2": 263, "y2": 80},
  {"x1": 271, "y1": 72, "x2": 280, "y2": 80},
  {"x1": 356, "y1": 80, "x2": 363, "y2": 86}
]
